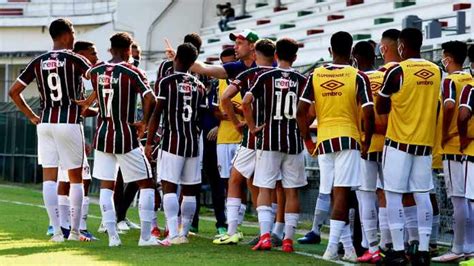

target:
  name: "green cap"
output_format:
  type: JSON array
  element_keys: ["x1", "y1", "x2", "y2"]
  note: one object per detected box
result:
[{"x1": 229, "y1": 29, "x2": 259, "y2": 43}]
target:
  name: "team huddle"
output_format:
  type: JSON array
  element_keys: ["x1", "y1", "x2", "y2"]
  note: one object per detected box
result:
[{"x1": 8, "y1": 17, "x2": 474, "y2": 265}]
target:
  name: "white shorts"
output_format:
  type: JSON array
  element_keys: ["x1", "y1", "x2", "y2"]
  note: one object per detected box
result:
[
  {"x1": 58, "y1": 157, "x2": 92, "y2": 182},
  {"x1": 37, "y1": 123, "x2": 84, "y2": 170},
  {"x1": 232, "y1": 146, "x2": 256, "y2": 179},
  {"x1": 157, "y1": 150, "x2": 201, "y2": 185},
  {"x1": 93, "y1": 148, "x2": 152, "y2": 183},
  {"x1": 443, "y1": 159, "x2": 465, "y2": 198},
  {"x1": 318, "y1": 150, "x2": 361, "y2": 194},
  {"x1": 382, "y1": 146, "x2": 433, "y2": 193},
  {"x1": 359, "y1": 159, "x2": 383, "y2": 192},
  {"x1": 253, "y1": 151, "x2": 306, "y2": 189},
  {"x1": 217, "y1": 143, "x2": 238, "y2": 178},
  {"x1": 464, "y1": 160, "x2": 474, "y2": 200}
]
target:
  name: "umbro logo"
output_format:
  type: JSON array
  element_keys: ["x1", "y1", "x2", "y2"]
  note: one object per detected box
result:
[
  {"x1": 414, "y1": 69, "x2": 434, "y2": 80},
  {"x1": 321, "y1": 80, "x2": 344, "y2": 91},
  {"x1": 370, "y1": 81, "x2": 382, "y2": 93}
]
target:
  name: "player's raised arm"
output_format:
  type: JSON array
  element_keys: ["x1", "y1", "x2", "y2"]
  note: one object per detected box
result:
[
  {"x1": 9, "y1": 81, "x2": 40, "y2": 125},
  {"x1": 190, "y1": 61, "x2": 228, "y2": 79}
]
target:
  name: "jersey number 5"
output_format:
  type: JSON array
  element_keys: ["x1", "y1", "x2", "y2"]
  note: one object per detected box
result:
[
  {"x1": 47, "y1": 73, "x2": 62, "y2": 101},
  {"x1": 182, "y1": 95, "x2": 193, "y2": 122},
  {"x1": 273, "y1": 91, "x2": 297, "y2": 120}
]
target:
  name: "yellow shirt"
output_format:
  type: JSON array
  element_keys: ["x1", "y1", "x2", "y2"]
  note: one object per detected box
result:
[
  {"x1": 380, "y1": 59, "x2": 442, "y2": 147},
  {"x1": 432, "y1": 98, "x2": 443, "y2": 169},
  {"x1": 441, "y1": 71, "x2": 473, "y2": 155},
  {"x1": 302, "y1": 64, "x2": 373, "y2": 151},
  {"x1": 215, "y1": 79, "x2": 243, "y2": 144}
]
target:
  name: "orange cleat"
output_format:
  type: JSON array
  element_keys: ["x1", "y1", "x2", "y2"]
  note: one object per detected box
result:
[{"x1": 252, "y1": 233, "x2": 272, "y2": 251}]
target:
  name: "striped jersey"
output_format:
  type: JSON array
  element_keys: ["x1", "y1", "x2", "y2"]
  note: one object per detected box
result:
[
  {"x1": 156, "y1": 59, "x2": 174, "y2": 81},
  {"x1": 459, "y1": 83, "x2": 474, "y2": 157},
  {"x1": 157, "y1": 72, "x2": 207, "y2": 157},
  {"x1": 441, "y1": 71, "x2": 472, "y2": 155},
  {"x1": 231, "y1": 66, "x2": 273, "y2": 149},
  {"x1": 248, "y1": 68, "x2": 306, "y2": 154},
  {"x1": 301, "y1": 64, "x2": 372, "y2": 155},
  {"x1": 90, "y1": 61, "x2": 152, "y2": 154},
  {"x1": 17, "y1": 50, "x2": 91, "y2": 124}
]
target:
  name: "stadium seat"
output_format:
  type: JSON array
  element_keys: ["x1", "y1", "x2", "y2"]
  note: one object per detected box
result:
[
  {"x1": 453, "y1": 3, "x2": 471, "y2": 11},
  {"x1": 327, "y1": 15, "x2": 344, "y2": 21},
  {"x1": 274, "y1": 6, "x2": 288, "y2": 12},
  {"x1": 394, "y1": 1, "x2": 416, "y2": 9},
  {"x1": 257, "y1": 19, "x2": 271, "y2": 25},
  {"x1": 346, "y1": 0, "x2": 364, "y2": 7},
  {"x1": 306, "y1": 29, "x2": 324, "y2": 35},
  {"x1": 0, "y1": 8, "x2": 23, "y2": 16},
  {"x1": 280, "y1": 23, "x2": 295, "y2": 30},
  {"x1": 374, "y1": 18, "x2": 394, "y2": 25}
]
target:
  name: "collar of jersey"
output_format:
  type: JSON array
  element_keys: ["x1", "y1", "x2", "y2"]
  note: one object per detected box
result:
[
  {"x1": 406, "y1": 58, "x2": 426, "y2": 62},
  {"x1": 327, "y1": 63, "x2": 351, "y2": 68}
]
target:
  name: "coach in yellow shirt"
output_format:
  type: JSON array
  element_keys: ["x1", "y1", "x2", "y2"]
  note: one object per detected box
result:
[{"x1": 376, "y1": 28, "x2": 442, "y2": 265}]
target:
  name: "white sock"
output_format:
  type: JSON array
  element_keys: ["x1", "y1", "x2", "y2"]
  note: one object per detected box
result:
[
  {"x1": 284, "y1": 213, "x2": 298, "y2": 240},
  {"x1": 139, "y1": 188, "x2": 155, "y2": 241},
  {"x1": 312, "y1": 193, "x2": 330, "y2": 235},
  {"x1": 238, "y1": 203, "x2": 247, "y2": 225},
  {"x1": 272, "y1": 222, "x2": 285, "y2": 239},
  {"x1": 451, "y1": 197, "x2": 468, "y2": 253},
  {"x1": 226, "y1": 197, "x2": 241, "y2": 236},
  {"x1": 357, "y1": 190, "x2": 378, "y2": 251},
  {"x1": 100, "y1": 188, "x2": 117, "y2": 238},
  {"x1": 466, "y1": 202, "x2": 474, "y2": 254},
  {"x1": 151, "y1": 212, "x2": 158, "y2": 228},
  {"x1": 341, "y1": 224, "x2": 354, "y2": 254},
  {"x1": 430, "y1": 214, "x2": 440, "y2": 245},
  {"x1": 163, "y1": 193, "x2": 179, "y2": 239},
  {"x1": 69, "y1": 183, "x2": 83, "y2": 232},
  {"x1": 180, "y1": 196, "x2": 196, "y2": 237},
  {"x1": 404, "y1": 205, "x2": 419, "y2": 244},
  {"x1": 327, "y1": 219, "x2": 346, "y2": 251},
  {"x1": 379, "y1": 207, "x2": 392, "y2": 249},
  {"x1": 58, "y1": 195, "x2": 70, "y2": 229},
  {"x1": 271, "y1": 203, "x2": 278, "y2": 218},
  {"x1": 43, "y1": 181, "x2": 61, "y2": 234},
  {"x1": 256, "y1": 206, "x2": 273, "y2": 236},
  {"x1": 413, "y1": 192, "x2": 433, "y2": 252},
  {"x1": 385, "y1": 191, "x2": 405, "y2": 251},
  {"x1": 80, "y1": 196, "x2": 89, "y2": 231}
]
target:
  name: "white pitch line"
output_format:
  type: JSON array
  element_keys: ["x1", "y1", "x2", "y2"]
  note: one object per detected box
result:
[{"x1": 0, "y1": 197, "x2": 354, "y2": 265}]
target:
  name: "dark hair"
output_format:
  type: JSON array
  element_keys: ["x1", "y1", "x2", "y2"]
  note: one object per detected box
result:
[
  {"x1": 382, "y1": 29, "x2": 401, "y2": 42},
  {"x1": 353, "y1": 41, "x2": 375, "y2": 63},
  {"x1": 184, "y1": 33, "x2": 202, "y2": 53},
  {"x1": 276, "y1": 38, "x2": 298, "y2": 62},
  {"x1": 255, "y1": 39, "x2": 276, "y2": 58},
  {"x1": 132, "y1": 42, "x2": 141, "y2": 51},
  {"x1": 399, "y1": 28, "x2": 423, "y2": 51},
  {"x1": 441, "y1": 41, "x2": 467, "y2": 65},
  {"x1": 220, "y1": 47, "x2": 235, "y2": 59},
  {"x1": 110, "y1": 32, "x2": 133, "y2": 49},
  {"x1": 49, "y1": 18, "x2": 74, "y2": 39},
  {"x1": 468, "y1": 45, "x2": 474, "y2": 63},
  {"x1": 330, "y1": 31, "x2": 353, "y2": 57},
  {"x1": 73, "y1": 41, "x2": 94, "y2": 53},
  {"x1": 176, "y1": 43, "x2": 198, "y2": 69}
]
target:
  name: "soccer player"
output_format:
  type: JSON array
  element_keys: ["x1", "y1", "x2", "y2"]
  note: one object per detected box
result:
[
  {"x1": 131, "y1": 42, "x2": 141, "y2": 67},
  {"x1": 145, "y1": 43, "x2": 206, "y2": 245},
  {"x1": 376, "y1": 28, "x2": 442, "y2": 265},
  {"x1": 352, "y1": 41, "x2": 384, "y2": 263},
  {"x1": 9, "y1": 18, "x2": 90, "y2": 242},
  {"x1": 213, "y1": 39, "x2": 275, "y2": 245},
  {"x1": 297, "y1": 31, "x2": 374, "y2": 262},
  {"x1": 242, "y1": 38, "x2": 307, "y2": 253},
  {"x1": 77, "y1": 32, "x2": 160, "y2": 247},
  {"x1": 458, "y1": 45, "x2": 474, "y2": 266},
  {"x1": 431, "y1": 41, "x2": 473, "y2": 262}
]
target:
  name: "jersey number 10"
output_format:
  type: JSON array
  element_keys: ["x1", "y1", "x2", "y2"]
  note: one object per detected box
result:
[{"x1": 273, "y1": 91, "x2": 297, "y2": 120}]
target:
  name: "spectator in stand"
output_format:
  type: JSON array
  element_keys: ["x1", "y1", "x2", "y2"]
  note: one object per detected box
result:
[{"x1": 217, "y1": 2, "x2": 235, "y2": 32}]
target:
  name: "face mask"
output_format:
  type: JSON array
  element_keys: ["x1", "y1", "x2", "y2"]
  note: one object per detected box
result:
[
  {"x1": 397, "y1": 44, "x2": 404, "y2": 59},
  {"x1": 441, "y1": 58, "x2": 449, "y2": 72}
]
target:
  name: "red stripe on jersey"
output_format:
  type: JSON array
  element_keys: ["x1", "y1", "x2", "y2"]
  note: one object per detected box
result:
[
  {"x1": 331, "y1": 138, "x2": 341, "y2": 151},
  {"x1": 50, "y1": 107, "x2": 59, "y2": 123}
]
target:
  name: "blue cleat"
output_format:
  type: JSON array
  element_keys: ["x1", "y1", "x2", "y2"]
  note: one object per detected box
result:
[
  {"x1": 61, "y1": 227, "x2": 71, "y2": 239},
  {"x1": 46, "y1": 225, "x2": 54, "y2": 236},
  {"x1": 80, "y1": 230, "x2": 99, "y2": 241},
  {"x1": 297, "y1": 231, "x2": 321, "y2": 244}
]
